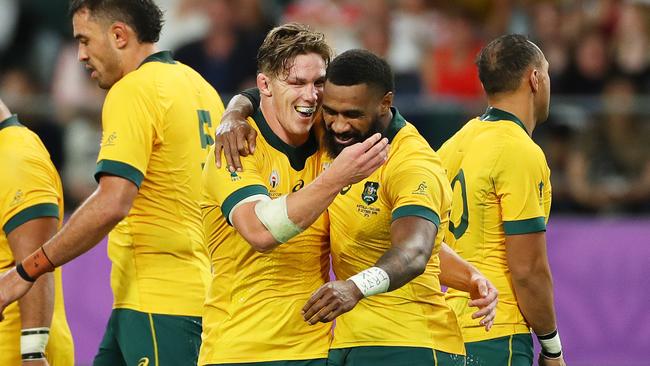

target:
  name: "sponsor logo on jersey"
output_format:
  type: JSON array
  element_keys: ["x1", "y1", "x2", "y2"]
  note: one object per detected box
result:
[
  {"x1": 412, "y1": 181, "x2": 428, "y2": 195},
  {"x1": 292, "y1": 179, "x2": 305, "y2": 192},
  {"x1": 137, "y1": 357, "x2": 149, "y2": 366},
  {"x1": 230, "y1": 171, "x2": 241, "y2": 181},
  {"x1": 269, "y1": 170, "x2": 279, "y2": 188},
  {"x1": 104, "y1": 131, "x2": 117, "y2": 146},
  {"x1": 10, "y1": 189, "x2": 23, "y2": 206}
]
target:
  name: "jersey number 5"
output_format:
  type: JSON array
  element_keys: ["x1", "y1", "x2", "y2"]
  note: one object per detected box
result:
[
  {"x1": 449, "y1": 169, "x2": 469, "y2": 239},
  {"x1": 198, "y1": 110, "x2": 214, "y2": 149}
]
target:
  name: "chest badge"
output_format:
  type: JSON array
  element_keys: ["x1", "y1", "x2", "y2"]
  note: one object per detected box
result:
[{"x1": 361, "y1": 181, "x2": 380, "y2": 205}]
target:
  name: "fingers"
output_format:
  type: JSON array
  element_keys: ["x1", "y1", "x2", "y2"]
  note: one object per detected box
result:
[
  {"x1": 247, "y1": 128, "x2": 257, "y2": 154},
  {"x1": 214, "y1": 134, "x2": 224, "y2": 169},
  {"x1": 302, "y1": 285, "x2": 329, "y2": 321},
  {"x1": 358, "y1": 133, "x2": 383, "y2": 152}
]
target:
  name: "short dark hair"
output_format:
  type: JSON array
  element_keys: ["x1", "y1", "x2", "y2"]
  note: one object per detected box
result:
[
  {"x1": 476, "y1": 34, "x2": 543, "y2": 95},
  {"x1": 326, "y1": 49, "x2": 394, "y2": 96},
  {"x1": 69, "y1": 0, "x2": 163, "y2": 43},
  {"x1": 257, "y1": 23, "x2": 332, "y2": 79}
]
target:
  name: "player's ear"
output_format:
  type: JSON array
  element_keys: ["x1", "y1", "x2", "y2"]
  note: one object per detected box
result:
[
  {"x1": 110, "y1": 22, "x2": 129, "y2": 49},
  {"x1": 380, "y1": 91, "x2": 393, "y2": 115},
  {"x1": 257, "y1": 73, "x2": 272, "y2": 97},
  {"x1": 529, "y1": 69, "x2": 539, "y2": 94}
]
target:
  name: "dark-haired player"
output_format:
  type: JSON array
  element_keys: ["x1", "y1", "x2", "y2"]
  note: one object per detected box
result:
[
  {"x1": 438, "y1": 34, "x2": 566, "y2": 366},
  {"x1": 0, "y1": 1, "x2": 225, "y2": 364}
]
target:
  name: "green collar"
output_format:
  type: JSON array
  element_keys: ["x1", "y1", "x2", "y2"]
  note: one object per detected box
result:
[
  {"x1": 139, "y1": 51, "x2": 176, "y2": 68},
  {"x1": 0, "y1": 115, "x2": 22, "y2": 131},
  {"x1": 252, "y1": 109, "x2": 318, "y2": 171},
  {"x1": 383, "y1": 107, "x2": 406, "y2": 143},
  {"x1": 480, "y1": 107, "x2": 528, "y2": 134}
]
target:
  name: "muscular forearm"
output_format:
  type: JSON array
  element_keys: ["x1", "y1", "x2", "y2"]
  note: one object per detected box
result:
[
  {"x1": 43, "y1": 183, "x2": 131, "y2": 267},
  {"x1": 438, "y1": 243, "x2": 478, "y2": 292},
  {"x1": 18, "y1": 273, "x2": 54, "y2": 328},
  {"x1": 286, "y1": 170, "x2": 344, "y2": 229},
  {"x1": 224, "y1": 94, "x2": 254, "y2": 118},
  {"x1": 511, "y1": 268, "x2": 557, "y2": 335}
]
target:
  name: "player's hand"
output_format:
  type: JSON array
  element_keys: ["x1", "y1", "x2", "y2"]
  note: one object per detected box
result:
[
  {"x1": 302, "y1": 280, "x2": 364, "y2": 325},
  {"x1": 0, "y1": 267, "x2": 35, "y2": 321},
  {"x1": 326, "y1": 133, "x2": 389, "y2": 188},
  {"x1": 22, "y1": 359, "x2": 49, "y2": 366},
  {"x1": 538, "y1": 354, "x2": 566, "y2": 366},
  {"x1": 467, "y1": 273, "x2": 498, "y2": 331},
  {"x1": 214, "y1": 115, "x2": 257, "y2": 172}
]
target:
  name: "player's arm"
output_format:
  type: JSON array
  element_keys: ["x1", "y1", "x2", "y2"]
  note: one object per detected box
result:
[
  {"x1": 214, "y1": 89, "x2": 259, "y2": 171},
  {"x1": 302, "y1": 215, "x2": 435, "y2": 324},
  {"x1": 7, "y1": 217, "x2": 57, "y2": 366},
  {"x1": 0, "y1": 176, "x2": 138, "y2": 316},
  {"x1": 506, "y1": 232, "x2": 564, "y2": 363},
  {"x1": 438, "y1": 243, "x2": 498, "y2": 331},
  {"x1": 231, "y1": 133, "x2": 389, "y2": 252}
]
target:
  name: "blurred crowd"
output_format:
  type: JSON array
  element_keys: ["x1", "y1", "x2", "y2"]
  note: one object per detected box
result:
[{"x1": 1, "y1": 0, "x2": 649, "y2": 214}]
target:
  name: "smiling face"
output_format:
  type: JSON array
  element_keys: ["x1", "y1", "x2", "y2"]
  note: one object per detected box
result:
[
  {"x1": 73, "y1": 8, "x2": 122, "y2": 89},
  {"x1": 263, "y1": 52, "x2": 326, "y2": 144},
  {"x1": 321, "y1": 81, "x2": 390, "y2": 157}
]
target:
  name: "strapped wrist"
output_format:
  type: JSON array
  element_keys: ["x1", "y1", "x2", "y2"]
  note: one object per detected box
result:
[
  {"x1": 21, "y1": 327, "x2": 49, "y2": 360},
  {"x1": 348, "y1": 267, "x2": 390, "y2": 297},
  {"x1": 536, "y1": 328, "x2": 562, "y2": 359}
]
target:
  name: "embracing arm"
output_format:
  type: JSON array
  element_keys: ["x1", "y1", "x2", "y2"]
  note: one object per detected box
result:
[
  {"x1": 231, "y1": 133, "x2": 389, "y2": 252},
  {"x1": 302, "y1": 216, "x2": 435, "y2": 324},
  {"x1": 214, "y1": 91, "x2": 258, "y2": 171}
]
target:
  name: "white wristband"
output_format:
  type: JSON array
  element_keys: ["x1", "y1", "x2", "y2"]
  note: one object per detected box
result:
[
  {"x1": 254, "y1": 195, "x2": 304, "y2": 243},
  {"x1": 21, "y1": 327, "x2": 49, "y2": 357},
  {"x1": 536, "y1": 329, "x2": 562, "y2": 358},
  {"x1": 348, "y1": 267, "x2": 390, "y2": 297}
]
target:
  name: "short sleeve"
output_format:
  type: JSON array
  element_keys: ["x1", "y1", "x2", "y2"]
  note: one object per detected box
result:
[
  {"x1": 95, "y1": 80, "x2": 160, "y2": 188},
  {"x1": 493, "y1": 141, "x2": 550, "y2": 235},
  {"x1": 1, "y1": 152, "x2": 59, "y2": 235},
  {"x1": 202, "y1": 141, "x2": 269, "y2": 225},
  {"x1": 385, "y1": 141, "x2": 448, "y2": 229}
]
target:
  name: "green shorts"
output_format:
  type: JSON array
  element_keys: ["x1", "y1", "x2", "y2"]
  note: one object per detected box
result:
[
  {"x1": 465, "y1": 334, "x2": 533, "y2": 366},
  {"x1": 93, "y1": 308, "x2": 202, "y2": 366},
  {"x1": 328, "y1": 346, "x2": 465, "y2": 366},
  {"x1": 206, "y1": 360, "x2": 326, "y2": 366}
]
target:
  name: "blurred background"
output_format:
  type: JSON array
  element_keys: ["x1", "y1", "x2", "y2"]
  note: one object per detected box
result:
[{"x1": 1, "y1": 0, "x2": 649, "y2": 365}]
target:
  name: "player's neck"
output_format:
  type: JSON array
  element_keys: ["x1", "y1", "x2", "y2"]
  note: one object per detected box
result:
[
  {"x1": 260, "y1": 97, "x2": 310, "y2": 147},
  {"x1": 487, "y1": 94, "x2": 536, "y2": 136},
  {"x1": 122, "y1": 43, "x2": 158, "y2": 76}
]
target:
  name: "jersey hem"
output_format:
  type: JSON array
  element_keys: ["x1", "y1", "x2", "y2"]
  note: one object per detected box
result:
[
  {"x1": 95, "y1": 159, "x2": 144, "y2": 188},
  {"x1": 112, "y1": 303, "x2": 203, "y2": 317},
  {"x1": 330, "y1": 340, "x2": 465, "y2": 356},
  {"x1": 392, "y1": 204, "x2": 440, "y2": 228},
  {"x1": 221, "y1": 184, "x2": 269, "y2": 225},
  {"x1": 3, "y1": 203, "x2": 59, "y2": 235},
  {"x1": 503, "y1": 217, "x2": 546, "y2": 235},
  {"x1": 199, "y1": 352, "x2": 328, "y2": 364}
]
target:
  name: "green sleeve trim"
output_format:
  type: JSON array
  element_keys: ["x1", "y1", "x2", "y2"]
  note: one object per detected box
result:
[
  {"x1": 95, "y1": 159, "x2": 144, "y2": 188},
  {"x1": 3, "y1": 203, "x2": 59, "y2": 235},
  {"x1": 503, "y1": 216, "x2": 546, "y2": 235},
  {"x1": 222, "y1": 184, "x2": 269, "y2": 225},
  {"x1": 392, "y1": 204, "x2": 440, "y2": 228}
]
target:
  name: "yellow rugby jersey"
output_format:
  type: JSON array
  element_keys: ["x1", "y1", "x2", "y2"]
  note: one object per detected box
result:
[
  {"x1": 199, "y1": 109, "x2": 331, "y2": 364},
  {"x1": 438, "y1": 107, "x2": 552, "y2": 342},
  {"x1": 328, "y1": 109, "x2": 465, "y2": 356},
  {"x1": 95, "y1": 51, "x2": 224, "y2": 316},
  {"x1": 0, "y1": 115, "x2": 74, "y2": 365}
]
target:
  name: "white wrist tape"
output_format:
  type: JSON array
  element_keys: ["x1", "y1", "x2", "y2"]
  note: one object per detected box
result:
[
  {"x1": 536, "y1": 329, "x2": 562, "y2": 358},
  {"x1": 254, "y1": 195, "x2": 304, "y2": 243},
  {"x1": 348, "y1": 267, "x2": 390, "y2": 297},
  {"x1": 21, "y1": 327, "x2": 49, "y2": 356}
]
